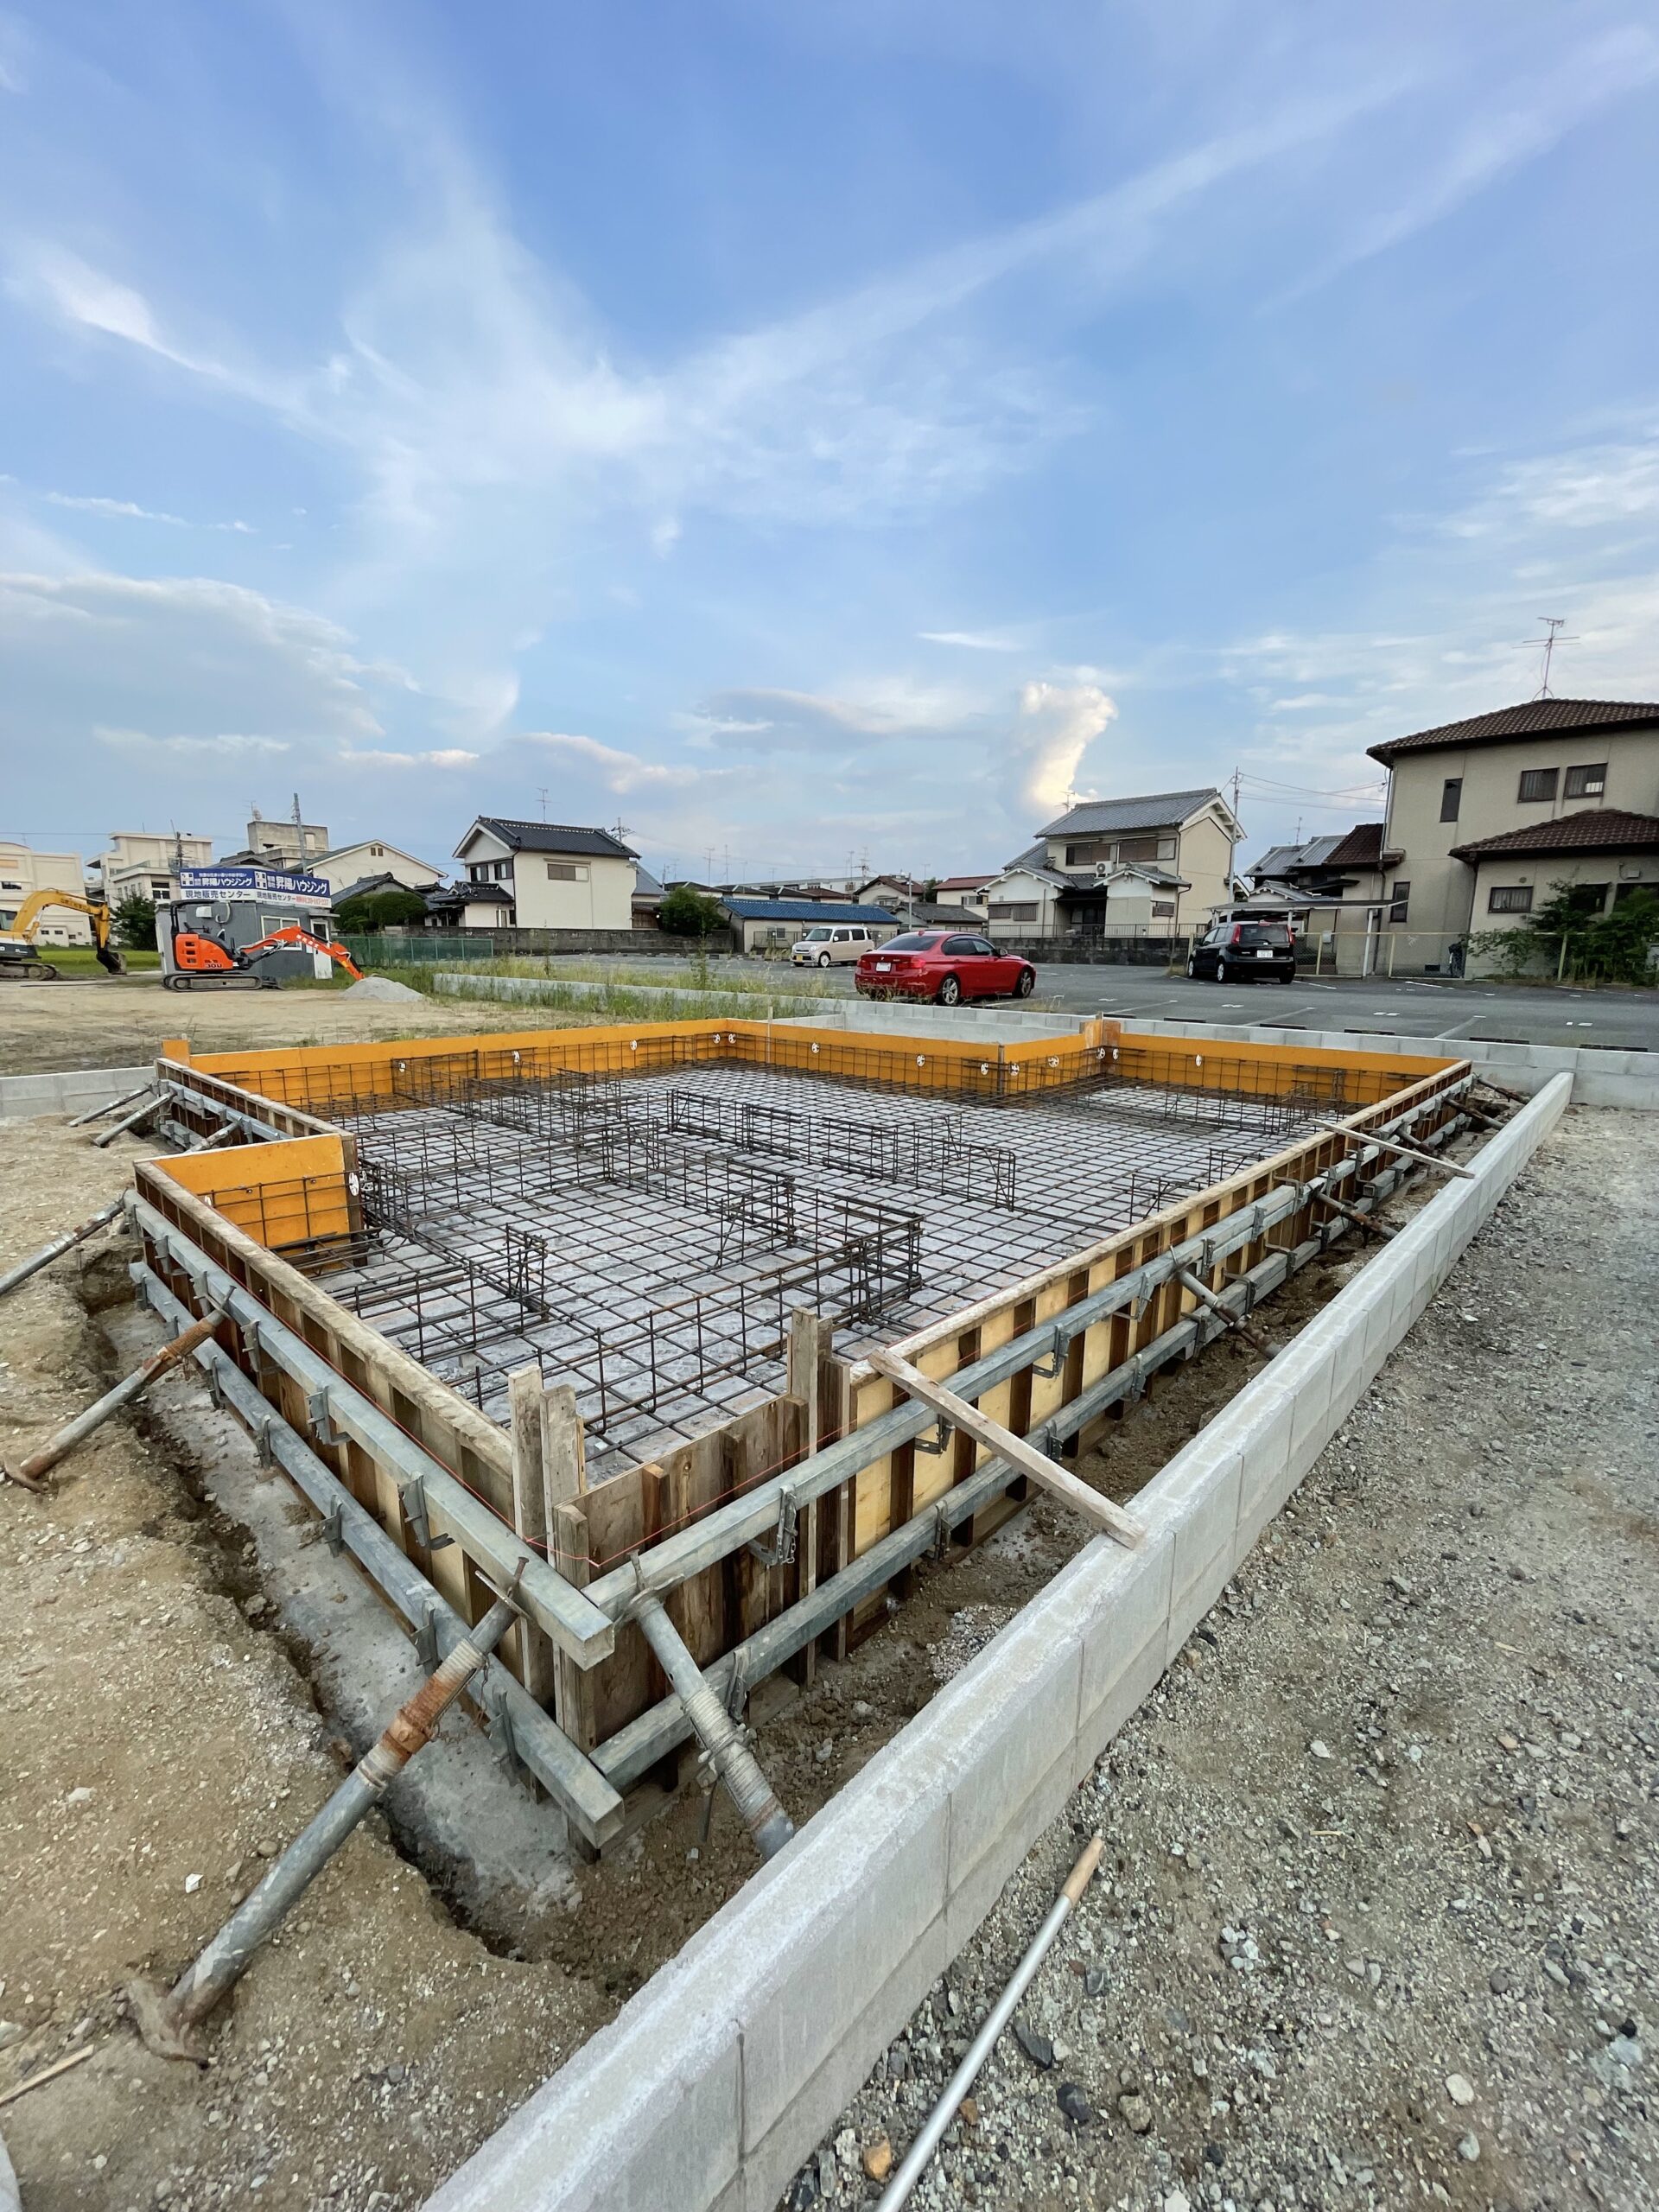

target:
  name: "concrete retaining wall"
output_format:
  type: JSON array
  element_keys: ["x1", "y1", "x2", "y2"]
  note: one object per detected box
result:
[
  {"x1": 0, "y1": 1064, "x2": 153, "y2": 1122},
  {"x1": 431, "y1": 972, "x2": 830, "y2": 1019},
  {"x1": 423, "y1": 1071, "x2": 1573, "y2": 2212}
]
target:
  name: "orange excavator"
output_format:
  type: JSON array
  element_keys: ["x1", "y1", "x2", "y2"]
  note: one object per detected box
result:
[{"x1": 163, "y1": 923, "x2": 364, "y2": 993}]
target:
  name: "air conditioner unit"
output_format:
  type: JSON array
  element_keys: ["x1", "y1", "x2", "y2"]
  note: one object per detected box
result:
[{"x1": 1093, "y1": 861, "x2": 1111, "y2": 879}]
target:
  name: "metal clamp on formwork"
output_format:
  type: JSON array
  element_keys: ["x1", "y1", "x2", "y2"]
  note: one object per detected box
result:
[
  {"x1": 912, "y1": 1416, "x2": 952, "y2": 1458},
  {"x1": 320, "y1": 1499, "x2": 346, "y2": 1555},
  {"x1": 747, "y1": 1485, "x2": 799, "y2": 1568},
  {"x1": 306, "y1": 1389, "x2": 339, "y2": 1447},
  {"x1": 1029, "y1": 1329, "x2": 1066, "y2": 1382},
  {"x1": 626, "y1": 1561, "x2": 794, "y2": 1861},
  {"x1": 398, "y1": 1476, "x2": 433, "y2": 1551}
]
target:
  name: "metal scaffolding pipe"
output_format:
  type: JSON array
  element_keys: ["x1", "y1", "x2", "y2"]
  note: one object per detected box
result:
[
  {"x1": 67, "y1": 1080, "x2": 155, "y2": 1129},
  {"x1": 628, "y1": 1572, "x2": 794, "y2": 1859},
  {"x1": 3, "y1": 1309, "x2": 226, "y2": 1491},
  {"x1": 128, "y1": 1576, "x2": 523, "y2": 2058},
  {"x1": 0, "y1": 1122, "x2": 238, "y2": 1307},
  {"x1": 92, "y1": 1093, "x2": 162, "y2": 1148}
]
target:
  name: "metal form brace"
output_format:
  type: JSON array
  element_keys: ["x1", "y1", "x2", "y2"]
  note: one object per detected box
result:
[{"x1": 747, "y1": 1486, "x2": 799, "y2": 1568}]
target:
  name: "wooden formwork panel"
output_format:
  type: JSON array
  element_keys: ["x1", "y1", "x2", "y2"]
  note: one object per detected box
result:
[{"x1": 130, "y1": 1025, "x2": 1471, "y2": 1791}]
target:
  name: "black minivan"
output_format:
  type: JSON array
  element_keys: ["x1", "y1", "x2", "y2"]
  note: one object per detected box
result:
[{"x1": 1185, "y1": 918, "x2": 1298, "y2": 983}]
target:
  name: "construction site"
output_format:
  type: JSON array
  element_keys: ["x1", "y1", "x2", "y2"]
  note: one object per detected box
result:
[{"x1": 1, "y1": 1001, "x2": 1654, "y2": 2212}]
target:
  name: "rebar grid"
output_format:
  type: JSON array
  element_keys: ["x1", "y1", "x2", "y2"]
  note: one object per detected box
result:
[{"x1": 257, "y1": 1047, "x2": 1332, "y2": 1478}]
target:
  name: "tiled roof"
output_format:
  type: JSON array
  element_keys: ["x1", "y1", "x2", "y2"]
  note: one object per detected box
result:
[
  {"x1": 632, "y1": 864, "x2": 666, "y2": 900},
  {"x1": 721, "y1": 897, "x2": 899, "y2": 923},
  {"x1": 1449, "y1": 807, "x2": 1659, "y2": 861},
  {"x1": 936, "y1": 874, "x2": 995, "y2": 890},
  {"x1": 431, "y1": 880, "x2": 513, "y2": 905},
  {"x1": 1323, "y1": 822, "x2": 1385, "y2": 868},
  {"x1": 1036, "y1": 787, "x2": 1224, "y2": 836},
  {"x1": 1369, "y1": 699, "x2": 1659, "y2": 766},
  {"x1": 461, "y1": 818, "x2": 638, "y2": 860}
]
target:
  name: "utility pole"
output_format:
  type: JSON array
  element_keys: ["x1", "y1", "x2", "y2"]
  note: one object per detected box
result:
[{"x1": 1226, "y1": 766, "x2": 1242, "y2": 899}]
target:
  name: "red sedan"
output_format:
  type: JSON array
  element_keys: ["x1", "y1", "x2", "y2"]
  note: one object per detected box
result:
[{"x1": 855, "y1": 930, "x2": 1037, "y2": 1006}]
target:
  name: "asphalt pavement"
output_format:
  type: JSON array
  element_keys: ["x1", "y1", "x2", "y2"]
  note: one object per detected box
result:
[{"x1": 550, "y1": 950, "x2": 1658, "y2": 1051}]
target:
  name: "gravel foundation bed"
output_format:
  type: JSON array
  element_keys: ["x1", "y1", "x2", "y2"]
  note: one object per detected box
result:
[{"x1": 792, "y1": 1103, "x2": 1658, "y2": 2212}]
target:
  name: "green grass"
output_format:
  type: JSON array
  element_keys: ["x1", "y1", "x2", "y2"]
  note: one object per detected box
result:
[
  {"x1": 387, "y1": 962, "x2": 833, "y2": 1023},
  {"x1": 20, "y1": 944, "x2": 162, "y2": 974}
]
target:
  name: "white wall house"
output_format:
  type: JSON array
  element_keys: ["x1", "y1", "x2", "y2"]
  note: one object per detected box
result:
[
  {"x1": 983, "y1": 787, "x2": 1238, "y2": 938},
  {"x1": 312, "y1": 841, "x2": 444, "y2": 894},
  {"x1": 451, "y1": 818, "x2": 638, "y2": 931},
  {"x1": 91, "y1": 830, "x2": 215, "y2": 914},
  {"x1": 0, "y1": 840, "x2": 93, "y2": 944}
]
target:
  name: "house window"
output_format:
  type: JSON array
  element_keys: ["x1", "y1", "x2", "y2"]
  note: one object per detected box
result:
[
  {"x1": 1564, "y1": 763, "x2": 1607, "y2": 799},
  {"x1": 1488, "y1": 885, "x2": 1533, "y2": 913},
  {"x1": 545, "y1": 861, "x2": 589, "y2": 881},
  {"x1": 989, "y1": 900, "x2": 1039, "y2": 922},
  {"x1": 1440, "y1": 779, "x2": 1461, "y2": 823},
  {"x1": 468, "y1": 862, "x2": 488, "y2": 882},
  {"x1": 1389, "y1": 880, "x2": 1410, "y2": 924},
  {"x1": 494, "y1": 860, "x2": 512, "y2": 880},
  {"x1": 1065, "y1": 842, "x2": 1106, "y2": 867},
  {"x1": 1151, "y1": 899, "x2": 1175, "y2": 918},
  {"x1": 1614, "y1": 880, "x2": 1654, "y2": 903},
  {"x1": 1119, "y1": 836, "x2": 1159, "y2": 861},
  {"x1": 370, "y1": 843, "x2": 384, "y2": 857},
  {"x1": 1573, "y1": 884, "x2": 1611, "y2": 912},
  {"x1": 1516, "y1": 768, "x2": 1558, "y2": 803},
  {"x1": 1156, "y1": 838, "x2": 1177, "y2": 860}
]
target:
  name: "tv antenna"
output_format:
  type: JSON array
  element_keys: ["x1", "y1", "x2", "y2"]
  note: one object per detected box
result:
[
  {"x1": 1520, "y1": 616, "x2": 1578, "y2": 700},
  {"x1": 538, "y1": 786, "x2": 550, "y2": 822}
]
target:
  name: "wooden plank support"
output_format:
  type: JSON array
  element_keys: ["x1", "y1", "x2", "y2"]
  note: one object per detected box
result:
[
  {"x1": 508, "y1": 1368, "x2": 557, "y2": 1707},
  {"x1": 865, "y1": 1347, "x2": 1143, "y2": 1549},
  {"x1": 552, "y1": 1501, "x2": 599, "y2": 1758}
]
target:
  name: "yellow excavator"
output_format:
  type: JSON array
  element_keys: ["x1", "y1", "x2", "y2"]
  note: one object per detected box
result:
[{"x1": 0, "y1": 891, "x2": 128, "y2": 981}]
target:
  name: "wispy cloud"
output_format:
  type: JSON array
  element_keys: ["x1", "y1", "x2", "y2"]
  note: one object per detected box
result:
[
  {"x1": 95, "y1": 724, "x2": 289, "y2": 758},
  {"x1": 918, "y1": 628, "x2": 1021, "y2": 652},
  {"x1": 44, "y1": 489, "x2": 254, "y2": 532},
  {"x1": 521, "y1": 731, "x2": 728, "y2": 791},
  {"x1": 1281, "y1": 27, "x2": 1659, "y2": 302}
]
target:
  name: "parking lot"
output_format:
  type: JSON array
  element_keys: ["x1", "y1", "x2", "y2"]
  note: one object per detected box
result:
[{"x1": 533, "y1": 951, "x2": 1659, "y2": 1052}]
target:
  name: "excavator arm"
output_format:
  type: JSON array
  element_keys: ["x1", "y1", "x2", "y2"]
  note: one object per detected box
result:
[
  {"x1": 238, "y1": 925, "x2": 364, "y2": 980},
  {"x1": 0, "y1": 889, "x2": 125, "y2": 974}
]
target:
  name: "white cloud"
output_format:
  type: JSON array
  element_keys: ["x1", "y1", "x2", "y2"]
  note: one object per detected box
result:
[
  {"x1": 339, "y1": 746, "x2": 479, "y2": 770},
  {"x1": 1282, "y1": 28, "x2": 1659, "y2": 301},
  {"x1": 522, "y1": 731, "x2": 728, "y2": 792},
  {"x1": 1007, "y1": 680, "x2": 1118, "y2": 817},
  {"x1": 95, "y1": 725, "x2": 289, "y2": 758},
  {"x1": 44, "y1": 490, "x2": 255, "y2": 532},
  {"x1": 918, "y1": 628, "x2": 1020, "y2": 652}
]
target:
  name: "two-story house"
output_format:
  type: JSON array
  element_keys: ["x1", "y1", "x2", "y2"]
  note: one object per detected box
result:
[
  {"x1": 981, "y1": 787, "x2": 1243, "y2": 939},
  {"x1": 449, "y1": 818, "x2": 638, "y2": 930},
  {"x1": 1370, "y1": 699, "x2": 1659, "y2": 962}
]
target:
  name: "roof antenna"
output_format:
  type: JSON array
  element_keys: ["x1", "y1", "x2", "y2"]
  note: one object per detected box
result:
[
  {"x1": 1519, "y1": 616, "x2": 1579, "y2": 700},
  {"x1": 538, "y1": 786, "x2": 550, "y2": 822}
]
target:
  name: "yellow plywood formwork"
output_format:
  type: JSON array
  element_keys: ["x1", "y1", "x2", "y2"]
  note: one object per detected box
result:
[{"x1": 129, "y1": 1014, "x2": 1472, "y2": 1815}]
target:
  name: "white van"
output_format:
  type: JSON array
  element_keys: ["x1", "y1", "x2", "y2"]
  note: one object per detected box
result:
[{"x1": 791, "y1": 924, "x2": 879, "y2": 968}]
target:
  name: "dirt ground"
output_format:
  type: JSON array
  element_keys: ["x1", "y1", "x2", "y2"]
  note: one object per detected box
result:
[
  {"x1": 0, "y1": 1095, "x2": 1406, "y2": 2212},
  {"x1": 0, "y1": 977, "x2": 576, "y2": 1077},
  {"x1": 799, "y1": 1106, "x2": 1658, "y2": 2212}
]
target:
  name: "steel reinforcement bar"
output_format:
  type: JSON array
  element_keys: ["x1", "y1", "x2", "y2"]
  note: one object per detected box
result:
[
  {"x1": 582, "y1": 1073, "x2": 1476, "y2": 1623},
  {"x1": 592, "y1": 1096, "x2": 1472, "y2": 1790}
]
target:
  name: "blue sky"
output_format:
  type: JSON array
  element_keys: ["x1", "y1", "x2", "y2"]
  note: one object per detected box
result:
[{"x1": 3, "y1": 0, "x2": 1659, "y2": 883}]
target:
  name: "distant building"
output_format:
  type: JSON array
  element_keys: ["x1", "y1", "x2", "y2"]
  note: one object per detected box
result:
[
  {"x1": 310, "y1": 841, "x2": 444, "y2": 894},
  {"x1": 632, "y1": 863, "x2": 666, "y2": 930},
  {"x1": 934, "y1": 874, "x2": 995, "y2": 916},
  {"x1": 91, "y1": 830, "x2": 215, "y2": 914},
  {"x1": 245, "y1": 804, "x2": 330, "y2": 868},
  {"x1": 450, "y1": 817, "x2": 638, "y2": 930},
  {"x1": 980, "y1": 788, "x2": 1238, "y2": 938},
  {"x1": 718, "y1": 896, "x2": 902, "y2": 956},
  {"x1": 0, "y1": 839, "x2": 92, "y2": 944},
  {"x1": 855, "y1": 874, "x2": 930, "y2": 914}
]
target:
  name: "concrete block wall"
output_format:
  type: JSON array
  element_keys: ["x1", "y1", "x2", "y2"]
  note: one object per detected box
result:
[
  {"x1": 424, "y1": 1071, "x2": 1572, "y2": 2212},
  {"x1": 0, "y1": 1064, "x2": 153, "y2": 1122}
]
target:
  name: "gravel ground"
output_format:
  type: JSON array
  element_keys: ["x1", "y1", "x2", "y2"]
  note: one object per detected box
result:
[{"x1": 792, "y1": 1106, "x2": 1658, "y2": 2212}]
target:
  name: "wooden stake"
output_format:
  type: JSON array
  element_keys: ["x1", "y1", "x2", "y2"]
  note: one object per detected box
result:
[
  {"x1": 866, "y1": 1349, "x2": 1142, "y2": 1550},
  {"x1": 508, "y1": 1368, "x2": 556, "y2": 1706},
  {"x1": 0, "y1": 2044, "x2": 93, "y2": 2108}
]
